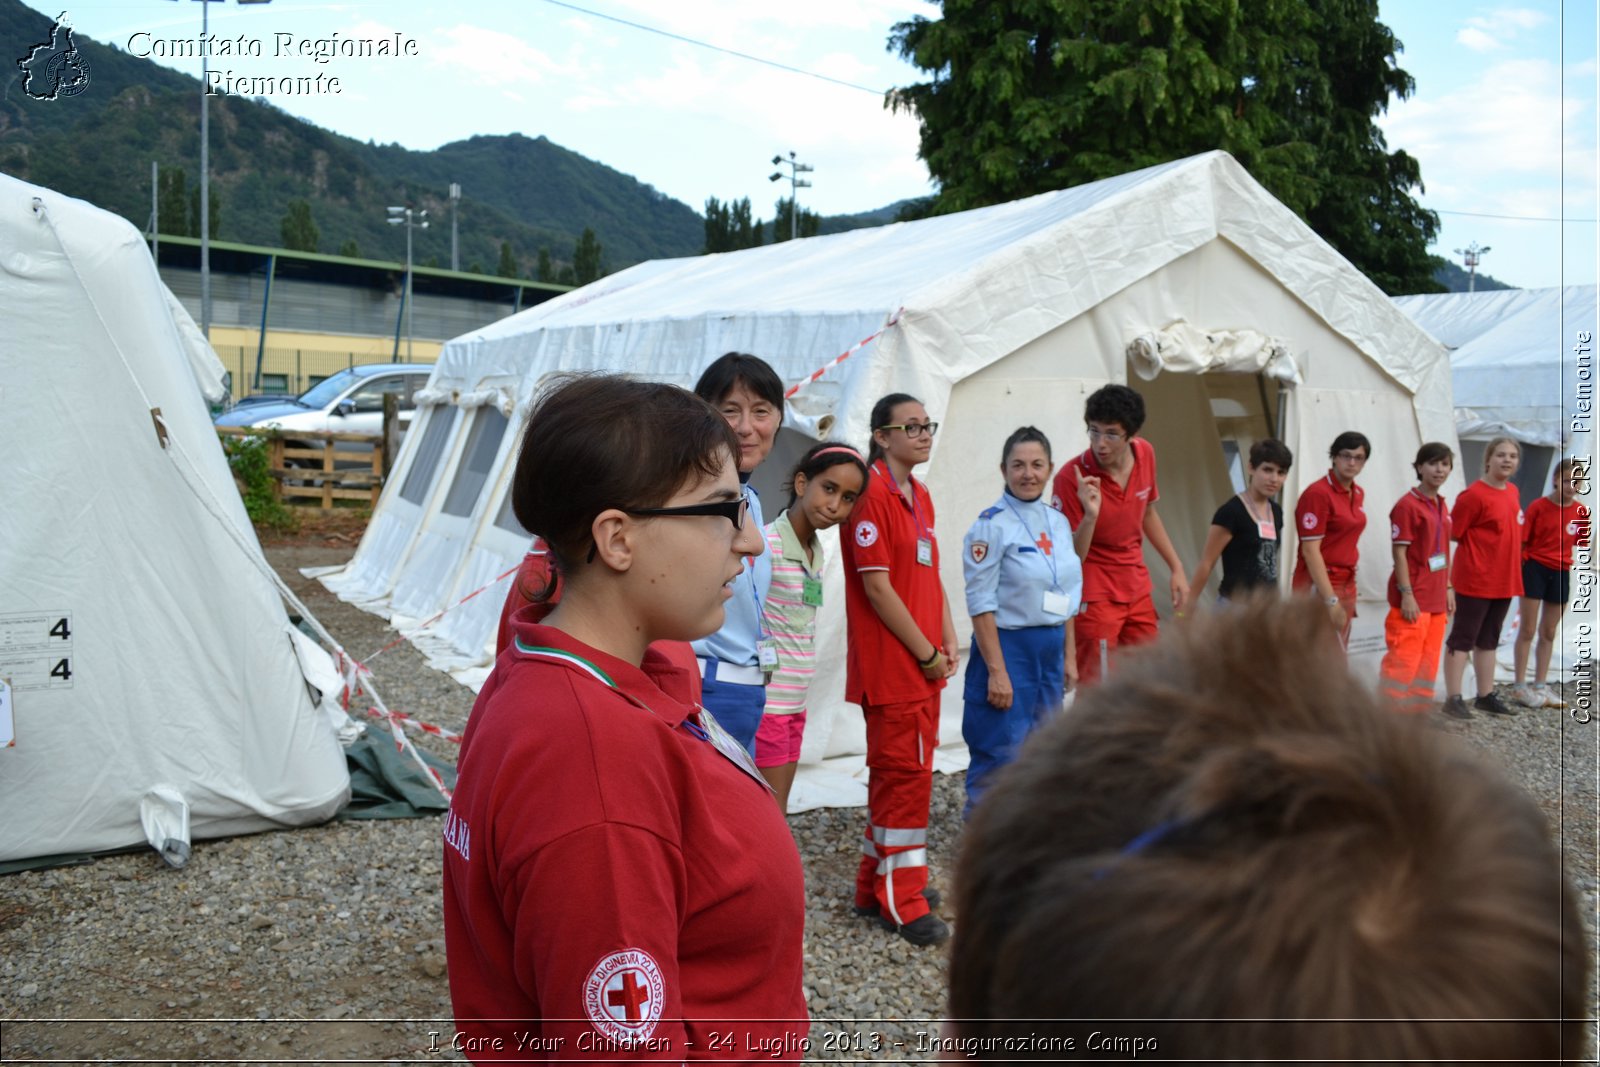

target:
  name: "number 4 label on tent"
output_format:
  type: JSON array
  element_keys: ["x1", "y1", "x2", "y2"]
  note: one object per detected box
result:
[
  {"x1": 0, "y1": 677, "x2": 12, "y2": 748},
  {"x1": 0, "y1": 611, "x2": 73, "y2": 692}
]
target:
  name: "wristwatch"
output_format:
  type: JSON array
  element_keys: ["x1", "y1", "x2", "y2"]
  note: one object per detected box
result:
[{"x1": 1324, "y1": 595, "x2": 1339, "y2": 606}]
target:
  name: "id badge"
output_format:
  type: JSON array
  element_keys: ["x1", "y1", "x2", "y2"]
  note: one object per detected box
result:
[
  {"x1": 801, "y1": 575, "x2": 823, "y2": 607},
  {"x1": 1428, "y1": 552, "x2": 1447, "y2": 572},
  {"x1": 694, "y1": 707, "x2": 771, "y2": 790},
  {"x1": 757, "y1": 638, "x2": 780, "y2": 670},
  {"x1": 1042, "y1": 588, "x2": 1073, "y2": 617},
  {"x1": 916, "y1": 537, "x2": 934, "y2": 566},
  {"x1": 1257, "y1": 519, "x2": 1277, "y2": 541}
]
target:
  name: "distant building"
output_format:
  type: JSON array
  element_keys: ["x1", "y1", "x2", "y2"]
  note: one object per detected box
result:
[{"x1": 152, "y1": 235, "x2": 569, "y2": 398}]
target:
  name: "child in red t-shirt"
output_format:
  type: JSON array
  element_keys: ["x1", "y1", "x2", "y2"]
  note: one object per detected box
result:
[
  {"x1": 1378, "y1": 443, "x2": 1454, "y2": 713},
  {"x1": 1441, "y1": 437, "x2": 1524, "y2": 720},
  {"x1": 1511, "y1": 457, "x2": 1592, "y2": 708}
]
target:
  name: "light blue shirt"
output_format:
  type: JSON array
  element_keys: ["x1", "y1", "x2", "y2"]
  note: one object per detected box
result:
[
  {"x1": 691, "y1": 483, "x2": 772, "y2": 668},
  {"x1": 962, "y1": 490, "x2": 1082, "y2": 629}
]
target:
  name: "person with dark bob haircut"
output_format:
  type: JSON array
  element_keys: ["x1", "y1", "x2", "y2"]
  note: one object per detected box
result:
[
  {"x1": 443, "y1": 375, "x2": 808, "y2": 1061},
  {"x1": 1050, "y1": 383, "x2": 1188, "y2": 685},
  {"x1": 1292, "y1": 430, "x2": 1371, "y2": 648},
  {"x1": 946, "y1": 597, "x2": 1589, "y2": 1062},
  {"x1": 1187, "y1": 437, "x2": 1292, "y2": 605},
  {"x1": 691, "y1": 352, "x2": 787, "y2": 757},
  {"x1": 1379, "y1": 441, "x2": 1455, "y2": 713}
]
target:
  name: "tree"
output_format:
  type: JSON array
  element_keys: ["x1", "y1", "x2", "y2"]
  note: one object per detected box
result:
[
  {"x1": 158, "y1": 167, "x2": 190, "y2": 236},
  {"x1": 279, "y1": 199, "x2": 319, "y2": 252},
  {"x1": 888, "y1": 0, "x2": 1440, "y2": 294},
  {"x1": 338, "y1": 238, "x2": 360, "y2": 258},
  {"x1": 496, "y1": 240, "x2": 519, "y2": 278},
  {"x1": 572, "y1": 227, "x2": 603, "y2": 285},
  {"x1": 770, "y1": 197, "x2": 819, "y2": 243},
  {"x1": 704, "y1": 196, "x2": 763, "y2": 253},
  {"x1": 187, "y1": 184, "x2": 221, "y2": 240},
  {"x1": 537, "y1": 248, "x2": 554, "y2": 282}
]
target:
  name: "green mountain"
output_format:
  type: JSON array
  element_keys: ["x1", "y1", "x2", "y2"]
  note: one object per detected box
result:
[{"x1": 1429, "y1": 256, "x2": 1516, "y2": 293}]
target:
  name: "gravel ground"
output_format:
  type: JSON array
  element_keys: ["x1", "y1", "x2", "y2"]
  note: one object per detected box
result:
[{"x1": 0, "y1": 539, "x2": 1594, "y2": 1064}]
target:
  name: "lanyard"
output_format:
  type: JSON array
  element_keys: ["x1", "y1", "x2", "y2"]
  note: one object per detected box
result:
[
  {"x1": 876, "y1": 460, "x2": 930, "y2": 541},
  {"x1": 1238, "y1": 492, "x2": 1273, "y2": 529},
  {"x1": 740, "y1": 485, "x2": 767, "y2": 640},
  {"x1": 1409, "y1": 488, "x2": 1446, "y2": 556},
  {"x1": 1001, "y1": 492, "x2": 1060, "y2": 589}
]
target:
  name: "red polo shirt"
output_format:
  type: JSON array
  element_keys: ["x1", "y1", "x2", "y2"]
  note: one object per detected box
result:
[
  {"x1": 1051, "y1": 436, "x2": 1159, "y2": 603},
  {"x1": 1522, "y1": 497, "x2": 1592, "y2": 570},
  {"x1": 443, "y1": 624, "x2": 807, "y2": 1062},
  {"x1": 1451, "y1": 480, "x2": 1525, "y2": 599},
  {"x1": 1388, "y1": 489, "x2": 1451, "y2": 613},
  {"x1": 841, "y1": 461, "x2": 946, "y2": 705},
  {"x1": 1292, "y1": 470, "x2": 1368, "y2": 586}
]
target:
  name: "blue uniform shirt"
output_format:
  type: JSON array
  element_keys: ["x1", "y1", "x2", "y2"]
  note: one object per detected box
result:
[
  {"x1": 691, "y1": 483, "x2": 772, "y2": 667},
  {"x1": 963, "y1": 490, "x2": 1082, "y2": 629}
]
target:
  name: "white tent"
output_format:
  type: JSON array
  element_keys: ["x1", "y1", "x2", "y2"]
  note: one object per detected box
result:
[
  {"x1": 319, "y1": 151, "x2": 1458, "y2": 804},
  {"x1": 1392, "y1": 285, "x2": 1597, "y2": 678},
  {"x1": 0, "y1": 174, "x2": 351, "y2": 864}
]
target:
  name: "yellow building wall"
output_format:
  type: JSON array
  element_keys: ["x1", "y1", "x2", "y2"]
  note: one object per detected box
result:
[{"x1": 208, "y1": 327, "x2": 440, "y2": 398}]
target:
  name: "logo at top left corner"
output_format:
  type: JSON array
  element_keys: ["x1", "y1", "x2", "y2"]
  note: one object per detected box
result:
[{"x1": 17, "y1": 11, "x2": 92, "y2": 101}]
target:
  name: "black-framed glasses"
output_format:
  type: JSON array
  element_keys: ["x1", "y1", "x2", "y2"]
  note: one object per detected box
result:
[
  {"x1": 625, "y1": 496, "x2": 749, "y2": 529},
  {"x1": 878, "y1": 421, "x2": 939, "y2": 439},
  {"x1": 1334, "y1": 450, "x2": 1368, "y2": 463}
]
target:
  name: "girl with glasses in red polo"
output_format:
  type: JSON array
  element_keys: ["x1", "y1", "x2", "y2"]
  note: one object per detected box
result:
[
  {"x1": 443, "y1": 375, "x2": 807, "y2": 1061},
  {"x1": 1293, "y1": 431, "x2": 1371, "y2": 648}
]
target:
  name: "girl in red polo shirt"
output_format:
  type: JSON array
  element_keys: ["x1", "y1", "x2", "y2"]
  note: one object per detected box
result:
[
  {"x1": 1512, "y1": 457, "x2": 1591, "y2": 708},
  {"x1": 1441, "y1": 436, "x2": 1524, "y2": 719},
  {"x1": 840, "y1": 392, "x2": 958, "y2": 948},
  {"x1": 443, "y1": 376, "x2": 807, "y2": 1061},
  {"x1": 1378, "y1": 442, "x2": 1455, "y2": 712},
  {"x1": 1293, "y1": 431, "x2": 1370, "y2": 648}
]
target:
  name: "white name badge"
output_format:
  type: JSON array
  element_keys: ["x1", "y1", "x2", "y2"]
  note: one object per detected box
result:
[
  {"x1": 1257, "y1": 519, "x2": 1277, "y2": 541},
  {"x1": 757, "y1": 638, "x2": 780, "y2": 670},
  {"x1": 1042, "y1": 589, "x2": 1073, "y2": 617},
  {"x1": 916, "y1": 537, "x2": 934, "y2": 566},
  {"x1": 1428, "y1": 552, "x2": 1448, "y2": 572}
]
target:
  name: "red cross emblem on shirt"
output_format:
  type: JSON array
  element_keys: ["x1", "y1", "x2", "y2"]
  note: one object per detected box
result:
[
  {"x1": 1036, "y1": 530, "x2": 1053, "y2": 556},
  {"x1": 606, "y1": 969, "x2": 649, "y2": 1021}
]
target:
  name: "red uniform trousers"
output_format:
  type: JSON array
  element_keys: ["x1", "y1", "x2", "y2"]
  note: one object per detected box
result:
[
  {"x1": 1073, "y1": 597, "x2": 1160, "y2": 685},
  {"x1": 1380, "y1": 608, "x2": 1447, "y2": 712},
  {"x1": 854, "y1": 696, "x2": 939, "y2": 926}
]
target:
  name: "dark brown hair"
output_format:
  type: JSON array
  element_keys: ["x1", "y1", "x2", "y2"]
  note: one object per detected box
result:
[
  {"x1": 510, "y1": 375, "x2": 739, "y2": 570},
  {"x1": 1248, "y1": 437, "x2": 1292, "y2": 471},
  {"x1": 1413, "y1": 441, "x2": 1455, "y2": 479},
  {"x1": 949, "y1": 596, "x2": 1588, "y2": 1061},
  {"x1": 866, "y1": 392, "x2": 920, "y2": 466}
]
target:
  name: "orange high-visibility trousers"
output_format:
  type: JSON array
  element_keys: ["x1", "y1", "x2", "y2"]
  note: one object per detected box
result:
[{"x1": 1380, "y1": 607, "x2": 1447, "y2": 712}]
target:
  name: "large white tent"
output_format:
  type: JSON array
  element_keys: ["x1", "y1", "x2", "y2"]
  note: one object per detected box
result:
[
  {"x1": 0, "y1": 174, "x2": 351, "y2": 864},
  {"x1": 319, "y1": 150, "x2": 1458, "y2": 802}
]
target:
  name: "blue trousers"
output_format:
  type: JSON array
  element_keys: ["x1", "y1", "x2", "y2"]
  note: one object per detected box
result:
[
  {"x1": 961, "y1": 624, "x2": 1066, "y2": 819},
  {"x1": 698, "y1": 659, "x2": 767, "y2": 757}
]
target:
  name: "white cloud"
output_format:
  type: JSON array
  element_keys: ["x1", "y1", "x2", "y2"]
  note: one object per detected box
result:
[
  {"x1": 1455, "y1": 27, "x2": 1501, "y2": 52},
  {"x1": 424, "y1": 23, "x2": 587, "y2": 86},
  {"x1": 1455, "y1": 7, "x2": 1549, "y2": 52}
]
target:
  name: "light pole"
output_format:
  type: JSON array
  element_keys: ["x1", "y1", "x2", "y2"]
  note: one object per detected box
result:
[
  {"x1": 168, "y1": 0, "x2": 273, "y2": 340},
  {"x1": 768, "y1": 151, "x2": 814, "y2": 241},
  {"x1": 387, "y1": 206, "x2": 428, "y2": 361},
  {"x1": 449, "y1": 183, "x2": 461, "y2": 272},
  {"x1": 1454, "y1": 241, "x2": 1491, "y2": 293}
]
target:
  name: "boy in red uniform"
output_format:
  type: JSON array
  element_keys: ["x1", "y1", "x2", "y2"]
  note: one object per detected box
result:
[
  {"x1": 1442, "y1": 436, "x2": 1524, "y2": 719},
  {"x1": 1512, "y1": 456, "x2": 1591, "y2": 708},
  {"x1": 1050, "y1": 384, "x2": 1187, "y2": 685},
  {"x1": 1378, "y1": 443, "x2": 1454, "y2": 712},
  {"x1": 841, "y1": 393, "x2": 958, "y2": 947},
  {"x1": 1292, "y1": 431, "x2": 1370, "y2": 647}
]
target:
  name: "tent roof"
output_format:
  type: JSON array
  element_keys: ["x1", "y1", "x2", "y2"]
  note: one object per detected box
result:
[
  {"x1": 438, "y1": 151, "x2": 1443, "y2": 402},
  {"x1": 1392, "y1": 285, "x2": 1595, "y2": 447}
]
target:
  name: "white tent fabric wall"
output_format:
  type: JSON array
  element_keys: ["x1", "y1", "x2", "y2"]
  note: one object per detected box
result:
[
  {"x1": 0, "y1": 175, "x2": 350, "y2": 863},
  {"x1": 319, "y1": 151, "x2": 1457, "y2": 809},
  {"x1": 1392, "y1": 285, "x2": 1597, "y2": 681}
]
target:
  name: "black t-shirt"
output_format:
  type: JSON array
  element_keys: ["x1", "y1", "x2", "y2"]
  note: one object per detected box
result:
[{"x1": 1212, "y1": 495, "x2": 1284, "y2": 597}]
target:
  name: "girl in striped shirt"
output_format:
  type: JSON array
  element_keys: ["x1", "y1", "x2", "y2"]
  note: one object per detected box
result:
[{"x1": 756, "y1": 443, "x2": 870, "y2": 811}]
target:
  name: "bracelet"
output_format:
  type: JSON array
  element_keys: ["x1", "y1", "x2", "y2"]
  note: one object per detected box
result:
[
  {"x1": 1397, "y1": 586, "x2": 1413, "y2": 594},
  {"x1": 918, "y1": 647, "x2": 943, "y2": 669},
  {"x1": 1324, "y1": 596, "x2": 1339, "y2": 606}
]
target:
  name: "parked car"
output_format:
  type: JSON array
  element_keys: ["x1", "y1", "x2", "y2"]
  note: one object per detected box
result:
[{"x1": 213, "y1": 364, "x2": 433, "y2": 438}]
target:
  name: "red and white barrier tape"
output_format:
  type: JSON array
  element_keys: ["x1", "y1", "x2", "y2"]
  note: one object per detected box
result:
[
  {"x1": 363, "y1": 705, "x2": 464, "y2": 744},
  {"x1": 362, "y1": 562, "x2": 521, "y2": 664},
  {"x1": 783, "y1": 309, "x2": 903, "y2": 399}
]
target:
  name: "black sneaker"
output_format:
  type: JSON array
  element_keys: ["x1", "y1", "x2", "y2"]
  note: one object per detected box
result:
[
  {"x1": 853, "y1": 887, "x2": 940, "y2": 923},
  {"x1": 896, "y1": 912, "x2": 951, "y2": 947},
  {"x1": 1474, "y1": 692, "x2": 1517, "y2": 716},
  {"x1": 1440, "y1": 695, "x2": 1472, "y2": 720}
]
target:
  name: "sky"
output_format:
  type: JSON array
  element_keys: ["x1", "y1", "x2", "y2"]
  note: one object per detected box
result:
[{"x1": 13, "y1": 0, "x2": 1597, "y2": 290}]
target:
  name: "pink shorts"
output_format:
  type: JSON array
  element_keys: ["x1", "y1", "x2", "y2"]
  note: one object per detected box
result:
[{"x1": 754, "y1": 711, "x2": 807, "y2": 768}]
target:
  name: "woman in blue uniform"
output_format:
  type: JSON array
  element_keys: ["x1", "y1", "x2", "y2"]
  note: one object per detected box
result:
[{"x1": 960, "y1": 426, "x2": 1081, "y2": 818}]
